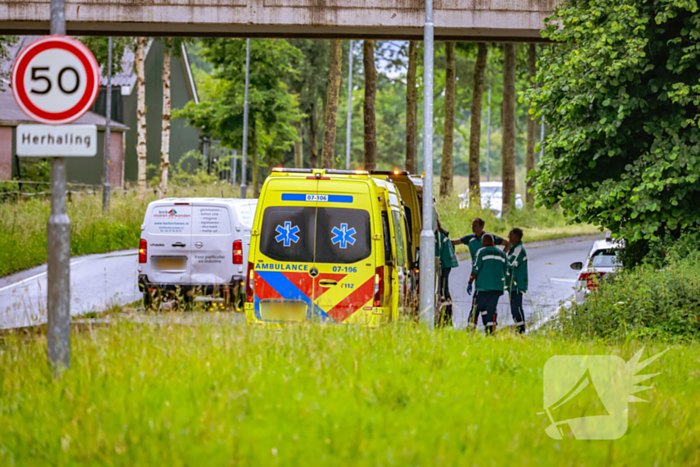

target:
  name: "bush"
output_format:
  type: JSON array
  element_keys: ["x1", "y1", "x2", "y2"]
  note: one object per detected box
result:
[{"x1": 555, "y1": 252, "x2": 700, "y2": 341}]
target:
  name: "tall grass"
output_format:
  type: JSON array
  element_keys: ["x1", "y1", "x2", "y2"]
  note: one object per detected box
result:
[
  {"x1": 0, "y1": 184, "x2": 241, "y2": 277},
  {"x1": 0, "y1": 320, "x2": 697, "y2": 465}
]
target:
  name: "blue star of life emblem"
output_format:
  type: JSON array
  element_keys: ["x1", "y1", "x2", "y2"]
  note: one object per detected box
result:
[
  {"x1": 331, "y1": 223, "x2": 356, "y2": 249},
  {"x1": 275, "y1": 221, "x2": 300, "y2": 247}
]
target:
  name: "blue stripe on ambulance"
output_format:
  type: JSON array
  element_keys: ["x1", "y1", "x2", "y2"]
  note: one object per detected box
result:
[
  {"x1": 255, "y1": 271, "x2": 331, "y2": 322},
  {"x1": 281, "y1": 194, "x2": 353, "y2": 203}
]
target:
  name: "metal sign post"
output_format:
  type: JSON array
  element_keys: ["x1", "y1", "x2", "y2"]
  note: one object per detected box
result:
[
  {"x1": 103, "y1": 36, "x2": 112, "y2": 212},
  {"x1": 345, "y1": 40, "x2": 354, "y2": 170},
  {"x1": 11, "y1": 2, "x2": 100, "y2": 371},
  {"x1": 240, "y1": 38, "x2": 250, "y2": 199},
  {"x1": 486, "y1": 85, "x2": 491, "y2": 182},
  {"x1": 419, "y1": 0, "x2": 435, "y2": 328}
]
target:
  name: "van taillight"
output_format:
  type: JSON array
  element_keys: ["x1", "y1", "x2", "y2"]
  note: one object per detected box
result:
[
  {"x1": 139, "y1": 239, "x2": 147, "y2": 263},
  {"x1": 233, "y1": 240, "x2": 243, "y2": 264},
  {"x1": 373, "y1": 266, "x2": 384, "y2": 307},
  {"x1": 579, "y1": 272, "x2": 606, "y2": 290},
  {"x1": 246, "y1": 262, "x2": 255, "y2": 302}
]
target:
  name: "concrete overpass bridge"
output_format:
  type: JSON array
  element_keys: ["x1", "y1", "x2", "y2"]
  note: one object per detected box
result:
[{"x1": 0, "y1": 0, "x2": 556, "y2": 40}]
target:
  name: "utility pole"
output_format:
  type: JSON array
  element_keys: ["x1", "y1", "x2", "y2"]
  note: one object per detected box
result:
[
  {"x1": 240, "y1": 38, "x2": 250, "y2": 198},
  {"x1": 345, "y1": 40, "x2": 354, "y2": 170},
  {"x1": 102, "y1": 36, "x2": 112, "y2": 212},
  {"x1": 232, "y1": 149, "x2": 237, "y2": 186},
  {"x1": 48, "y1": 0, "x2": 71, "y2": 370},
  {"x1": 486, "y1": 85, "x2": 491, "y2": 182},
  {"x1": 419, "y1": 0, "x2": 435, "y2": 328},
  {"x1": 540, "y1": 118, "x2": 545, "y2": 161}
]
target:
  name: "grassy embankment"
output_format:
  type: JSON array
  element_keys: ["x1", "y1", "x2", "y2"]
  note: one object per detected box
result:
[
  {"x1": 0, "y1": 184, "x2": 240, "y2": 277},
  {"x1": 0, "y1": 320, "x2": 697, "y2": 465}
]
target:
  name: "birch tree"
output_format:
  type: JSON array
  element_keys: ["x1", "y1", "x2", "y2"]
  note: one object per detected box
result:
[
  {"x1": 136, "y1": 37, "x2": 147, "y2": 200},
  {"x1": 159, "y1": 38, "x2": 172, "y2": 198},
  {"x1": 525, "y1": 43, "x2": 537, "y2": 207}
]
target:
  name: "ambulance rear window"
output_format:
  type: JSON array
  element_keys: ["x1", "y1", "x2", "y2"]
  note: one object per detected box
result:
[
  {"x1": 315, "y1": 208, "x2": 371, "y2": 264},
  {"x1": 260, "y1": 206, "x2": 316, "y2": 263}
]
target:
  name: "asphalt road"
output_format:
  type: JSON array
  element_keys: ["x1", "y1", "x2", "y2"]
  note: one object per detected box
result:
[
  {"x1": 0, "y1": 250, "x2": 140, "y2": 330},
  {"x1": 0, "y1": 237, "x2": 596, "y2": 331},
  {"x1": 449, "y1": 238, "x2": 594, "y2": 330}
]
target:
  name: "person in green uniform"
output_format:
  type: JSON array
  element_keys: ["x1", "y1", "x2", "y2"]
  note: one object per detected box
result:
[
  {"x1": 466, "y1": 234, "x2": 507, "y2": 334},
  {"x1": 452, "y1": 217, "x2": 510, "y2": 328},
  {"x1": 435, "y1": 215, "x2": 459, "y2": 327},
  {"x1": 506, "y1": 228, "x2": 528, "y2": 334}
]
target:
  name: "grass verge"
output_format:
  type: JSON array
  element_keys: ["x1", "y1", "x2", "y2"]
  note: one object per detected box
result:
[{"x1": 0, "y1": 319, "x2": 697, "y2": 465}]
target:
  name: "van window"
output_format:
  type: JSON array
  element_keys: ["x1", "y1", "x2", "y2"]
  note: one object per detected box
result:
[
  {"x1": 315, "y1": 208, "x2": 371, "y2": 264},
  {"x1": 404, "y1": 207, "x2": 413, "y2": 252},
  {"x1": 193, "y1": 207, "x2": 231, "y2": 235},
  {"x1": 260, "y1": 206, "x2": 316, "y2": 263},
  {"x1": 381, "y1": 211, "x2": 393, "y2": 263},
  {"x1": 148, "y1": 205, "x2": 193, "y2": 235},
  {"x1": 392, "y1": 211, "x2": 406, "y2": 267}
]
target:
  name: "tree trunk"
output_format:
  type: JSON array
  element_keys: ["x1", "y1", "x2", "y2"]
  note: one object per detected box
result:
[
  {"x1": 136, "y1": 37, "x2": 147, "y2": 200},
  {"x1": 469, "y1": 43, "x2": 488, "y2": 201},
  {"x1": 405, "y1": 40, "x2": 419, "y2": 174},
  {"x1": 251, "y1": 115, "x2": 259, "y2": 197},
  {"x1": 294, "y1": 121, "x2": 304, "y2": 168},
  {"x1": 439, "y1": 42, "x2": 456, "y2": 198},
  {"x1": 159, "y1": 38, "x2": 172, "y2": 198},
  {"x1": 363, "y1": 40, "x2": 377, "y2": 171},
  {"x1": 308, "y1": 106, "x2": 319, "y2": 167},
  {"x1": 501, "y1": 43, "x2": 517, "y2": 214},
  {"x1": 321, "y1": 39, "x2": 343, "y2": 169},
  {"x1": 526, "y1": 43, "x2": 537, "y2": 207}
]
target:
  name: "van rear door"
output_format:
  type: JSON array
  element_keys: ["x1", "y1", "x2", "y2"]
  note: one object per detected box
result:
[
  {"x1": 313, "y1": 182, "x2": 376, "y2": 324},
  {"x1": 145, "y1": 202, "x2": 193, "y2": 284},
  {"x1": 190, "y1": 202, "x2": 234, "y2": 285}
]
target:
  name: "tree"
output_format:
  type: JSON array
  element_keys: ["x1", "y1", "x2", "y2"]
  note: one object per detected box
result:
[
  {"x1": 294, "y1": 122, "x2": 303, "y2": 168},
  {"x1": 468, "y1": 43, "x2": 488, "y2": 200},
  {"x1": 363, "y1": 40, "x2": 377, "y2": 171},
  {"x1": 439, "y1": 42, "x2": 456, "y2": 197},
  {"x1": 159, "y1": 38, "x2": 172, "y2": 198},
  {"x1": 322, "y1": 40, "x2": 343, "y2": 169},
  {"x1": 501, "y1": 43, "x2": 516, "y2": 213},
  {"x1": 175, "y1": 39, "x2": 302, "y2": 195},
  {"x1": 524, "y1": 0, "x2": 700, "y2": 263},
  {"x1": 136, "y1": 37, "x2": 147, "y2": 200},
  {"x1": 79, "y1": 37, "x2": 132, "y2": 78},
  {"x1": 405, "y1": 41, "x2": 419, "y2": 174},
  {"x1": 525, "y1": 44, "x2": 536, "y2": 207},
  {"x1": 0, "y1": 36, "x2": 18, "y2": 92}
]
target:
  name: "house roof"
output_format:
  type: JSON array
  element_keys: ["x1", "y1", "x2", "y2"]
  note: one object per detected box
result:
[{"x1": 0, "y1": 92, "x2": 129, "y2": 131}]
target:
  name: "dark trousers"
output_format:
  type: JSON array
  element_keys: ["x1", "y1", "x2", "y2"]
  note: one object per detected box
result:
[
  {"x1": 509, "y1": 291, "x2": 526, "y2": 334},
  {"x1": 476, "y1": 290, "x2": 502, "y2": 334},
  {"x1": 437, "y1": 268, "x2": 452, "y2": 327}
]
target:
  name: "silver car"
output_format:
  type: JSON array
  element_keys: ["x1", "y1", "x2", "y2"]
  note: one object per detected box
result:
[{"x1": 570, "y1": 233, "x2": 623, "y2": 302}]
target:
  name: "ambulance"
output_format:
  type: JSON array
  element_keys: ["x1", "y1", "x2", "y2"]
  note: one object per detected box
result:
[{"x1": 245, "y1": 168, "x2": 411, "y2": 326}]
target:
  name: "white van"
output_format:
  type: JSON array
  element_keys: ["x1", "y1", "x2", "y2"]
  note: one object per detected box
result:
[{"x1": 137, "y1": 198, "x2": 258, "y2": 309}]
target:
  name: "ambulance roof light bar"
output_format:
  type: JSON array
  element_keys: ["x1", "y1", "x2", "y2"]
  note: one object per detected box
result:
[
  {"x1": 325, "y1": 169, "x2": 369, "y2": 175},
  {"x1": 370, "y1": 170, "x2": 409, "y2": 176},
  {"x1": 272, "y1": 168, "x2": 313, "y2": 173}
]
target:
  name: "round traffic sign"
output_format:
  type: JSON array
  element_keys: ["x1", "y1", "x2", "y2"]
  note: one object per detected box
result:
[{"x1": 12, "y1": 36, "x2": 100, "y2": 125}]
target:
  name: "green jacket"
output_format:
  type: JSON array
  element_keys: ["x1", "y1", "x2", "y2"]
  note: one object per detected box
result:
[
  {"x1": 472, "y1": 245, "x2": 507, "y2": 293},
  {"x1": 461, "y1": 232, "x2": 504, "y2": 260},
  {"x1": 436, "y1": 229, "x2": 459, "y2": 269},
  {"x1": 507, "y1": 242, "x2": 529, "y2": 293}
]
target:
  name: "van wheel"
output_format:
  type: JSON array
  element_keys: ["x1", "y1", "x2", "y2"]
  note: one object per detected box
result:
[{"x1": 143, "y1": 291, "x2": 153, "y2": 309}]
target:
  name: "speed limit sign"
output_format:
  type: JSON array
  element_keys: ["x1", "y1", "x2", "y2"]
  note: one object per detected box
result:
[{"x1": 12, "y1": 36, "x2": 100, "y2": 125}]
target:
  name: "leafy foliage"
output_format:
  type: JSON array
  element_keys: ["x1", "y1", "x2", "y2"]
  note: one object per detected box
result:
[
  {"x1": 78, "y1": 37, "x2": 134, "y2": 76},
  {"x1": 524, "y1": 0, "x2": 700, "y2": 264},
  {"x1": 0, "y1": 35, "x2": 17, "y2": 92}
]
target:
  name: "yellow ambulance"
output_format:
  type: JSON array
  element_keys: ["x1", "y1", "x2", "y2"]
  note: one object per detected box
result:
[{"x1": 244, "y1": 168, "x2": 410, "y2": 326}]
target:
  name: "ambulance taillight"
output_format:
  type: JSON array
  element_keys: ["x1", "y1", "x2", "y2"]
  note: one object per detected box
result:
[
  {"x1": 373, "y1": 266, "x2": 384, "y2": 307},
  {"x1": 233, "y1": 240, "x2": 243, "y2": 264},
  {"x1": 246, "y1": 262, "x2": 255, "y2": 302}
]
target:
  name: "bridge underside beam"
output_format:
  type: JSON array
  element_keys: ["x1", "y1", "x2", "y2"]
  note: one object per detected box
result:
[{"x1": 0, "y1": 1, "x2": 556, "y2": 40}]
